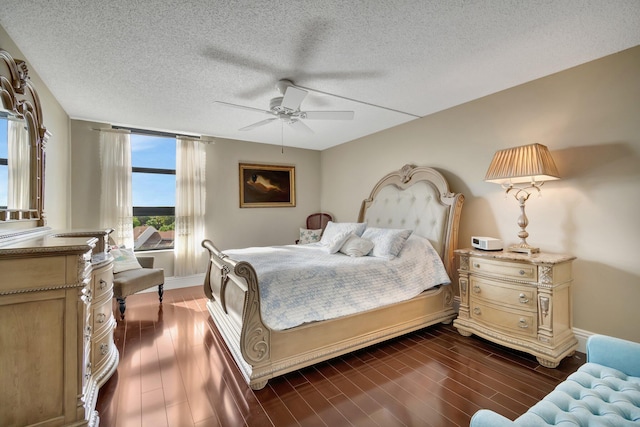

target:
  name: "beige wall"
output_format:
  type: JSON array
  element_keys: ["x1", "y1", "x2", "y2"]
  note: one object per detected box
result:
[
  {"x1": 204, "y1": 136, "x2": 321, "y2": 250},
  {"x1": 1, "y1": 26, "x2": 71, "y2": 230},
  {"x1": 321, "y1": 46, "x2": 640, "y2": 342},
  {"x1": 69, "y1": 119, "x2": 322, "y2": 275}
]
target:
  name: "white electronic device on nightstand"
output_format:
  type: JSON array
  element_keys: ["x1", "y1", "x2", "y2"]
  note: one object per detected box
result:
[{"x1": 471, "y1": 236, "x2": 503, "y2": 251}]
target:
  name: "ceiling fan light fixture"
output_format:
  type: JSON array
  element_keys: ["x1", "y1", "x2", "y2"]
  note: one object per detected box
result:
[{"x1": 217, "y1": 79, "x2": 355, "y2": 135}]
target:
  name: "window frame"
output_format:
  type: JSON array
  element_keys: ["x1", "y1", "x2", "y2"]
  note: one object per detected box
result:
[{"x1": 129, "y1": 131, "x2": 177, "y2": 251}]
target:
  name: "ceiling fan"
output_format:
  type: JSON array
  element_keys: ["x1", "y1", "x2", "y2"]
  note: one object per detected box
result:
[{"x1": 214, "y1": 79, "x2": 355, "y2": 134}]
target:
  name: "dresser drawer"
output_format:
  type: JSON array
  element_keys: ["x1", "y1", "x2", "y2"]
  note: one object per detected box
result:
[
  {"x1": 93, "y1": 264, "x2": 113, "y2": 301},
  {"x1": 470, "y1": 256, "x2": 537, "y2": 282},
  {"x1": 470, "y1": 300, "x2": 537, "y2": 338},
  {"x1": 470, "y1": 277, "x2": 536, "y2": 312},
  {"x1": 92, "y1": 324, "x2": 115, "y2": 373},
  {"x1": 92, "y1": 298, "x2": 113, "y2": 335}
]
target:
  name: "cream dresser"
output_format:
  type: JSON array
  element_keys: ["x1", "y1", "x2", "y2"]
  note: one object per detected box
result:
[
  {"x1": 0, "y1": 229, "x2": 118, "y2": 427},
  {"x1": 453, "y1": 248, "x2": 578, "y2": 368}
]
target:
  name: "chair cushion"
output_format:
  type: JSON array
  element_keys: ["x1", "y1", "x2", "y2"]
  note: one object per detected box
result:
[
  {"x1": 515, "y1": 362, "x2": 640, "y2": 426},
  {"x1": 113, "y1": 268, "x2": 164, "y2": 298}
]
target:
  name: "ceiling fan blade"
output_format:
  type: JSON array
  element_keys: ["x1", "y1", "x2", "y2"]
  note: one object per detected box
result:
[
  {"x1": 303, "y1": 111, "x2": 355, "y2": 120},
  {"x1": 214, "y1": 100, "x2": 273, "y2": 115},
  {"x1": 281, "y1": 86, "x2": 308, "y2": 110},
  {"x1": 239, "y1": 118, "x2": 277, "y2": 131},
  {"x1": 288, "y1": 119, "x2": 314, "y2": 134}
]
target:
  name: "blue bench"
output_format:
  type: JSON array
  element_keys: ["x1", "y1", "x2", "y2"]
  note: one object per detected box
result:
[{"x1": 470, "y1": 335, "x2": 640, "y2": 426}]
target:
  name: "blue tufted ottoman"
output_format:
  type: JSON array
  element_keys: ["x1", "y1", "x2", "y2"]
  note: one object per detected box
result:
[{"x1": 470, "y1": 335, "x2": 640, "y2": 426}]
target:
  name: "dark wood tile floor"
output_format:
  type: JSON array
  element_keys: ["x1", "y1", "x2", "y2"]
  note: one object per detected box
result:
[{"x1": 96, "y1": 286, "x2": 585, "y2": 426}]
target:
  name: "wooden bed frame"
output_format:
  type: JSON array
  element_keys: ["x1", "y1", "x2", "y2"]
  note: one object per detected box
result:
[{"x1": 202, "y1": 164, "x2": 464, "y2": 390}]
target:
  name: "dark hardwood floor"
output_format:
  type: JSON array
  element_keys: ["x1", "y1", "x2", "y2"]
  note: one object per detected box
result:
[{"x1": 96, "y1": 286, "x2": 585, "y2": 426}]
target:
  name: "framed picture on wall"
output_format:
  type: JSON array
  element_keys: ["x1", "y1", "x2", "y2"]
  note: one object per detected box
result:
[{"x1": 239, "y1": 163, "x2": 296, "y2": 208}]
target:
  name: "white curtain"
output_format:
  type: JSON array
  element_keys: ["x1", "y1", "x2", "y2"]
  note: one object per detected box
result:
[
  {"x1": 99, "y1": 129, "x2": 134, "y2": 248},
  {"x1": 174, "y1": 137, "x2": 206, "y2": 276},
  {"x1": 7, "y1": 118, "x2": 30, "y2": 210}
]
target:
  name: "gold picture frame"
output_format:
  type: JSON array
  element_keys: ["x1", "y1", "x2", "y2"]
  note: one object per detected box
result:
[{"x1": 239, "y1": 163, "x2": 296, "y2": 208}]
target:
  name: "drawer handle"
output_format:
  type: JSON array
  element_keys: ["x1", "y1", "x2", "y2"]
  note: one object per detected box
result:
[
  {"x1": 96, "y1": 313, "x2": 106, "y2": 324},
  {"x1": 472, "y1": 285, "x2": 481, "y2": 294},
  {"x1": 85, "y1": 362, "x2": 92, "y2": 379},
  {"x1": 474, "y1": 263, "x2": 480, "y2": 268},
  {"x1": 519, "y1": 270, "x2": 526, "y2": 275},
  {"x1": 82, "y1": 288, "x2": 92, "y2": 303},
  {"x1": 100, "y1": 343, "x2": 109, "y2": 355},
  {"x1": 518, "y1": 318, "x2": 529, "y2": 329},
  {"x1": 85, "y1": 325, "x2": 92, "y2": 341},
  {"x1": 518, "y1": 293, "x2": 529, "y2": 304},
  {"x1": 99, "y1": 279, "x2": 107, "y2": 290},
  {"x1": 473, "y1": 307, "x2": 481, "y2": 315}
]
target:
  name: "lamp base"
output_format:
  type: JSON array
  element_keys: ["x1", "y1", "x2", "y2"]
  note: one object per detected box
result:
[{"x1": 508, "y1": 244, "x2": 540, "y2": 255}]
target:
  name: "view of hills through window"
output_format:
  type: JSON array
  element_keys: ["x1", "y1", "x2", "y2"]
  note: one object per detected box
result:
[{"x1": 131, "y1": 133, "x2": 176, "y2": 251}]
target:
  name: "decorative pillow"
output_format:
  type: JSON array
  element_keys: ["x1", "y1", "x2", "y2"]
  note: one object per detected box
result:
[
  {"x1": 110, "y1": 246, "x2": 142, "y2": 273},
  {"x1": 299, "y1": 228, "x2": 323, "y2": 244},
  {"x1": 319, "y1": 221, "x2": 367, "y2": 246},
  {"x1": 323, "y1": 231, "x2": 353, "y2": 254},
  {"x1": 361, "y1": 227, "x2": 413, "y2": 260},
  {"x1": 339, "y1": 234, "x2": 375, "y2": 257}
]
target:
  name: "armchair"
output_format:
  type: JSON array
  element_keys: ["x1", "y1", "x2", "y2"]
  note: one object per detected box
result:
[{"x1": 112, "y1": 255, "x2": 164, "y2": 319}]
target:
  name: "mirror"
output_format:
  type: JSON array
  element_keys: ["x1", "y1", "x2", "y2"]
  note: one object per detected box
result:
[
  {"x1": 0, "y1": 49, "x2": 49, "y2": 233},
  {"x1": 1, "y1": 112, "x2": 31, "y2": 210}
]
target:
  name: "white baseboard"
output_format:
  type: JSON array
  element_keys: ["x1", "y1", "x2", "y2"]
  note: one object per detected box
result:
[
  {"x1": 138, "y1": 273, "x2": 205, "y2": 293},
  {"x1": 573, "y1": 327, "x2": 593, "y2": 354}
]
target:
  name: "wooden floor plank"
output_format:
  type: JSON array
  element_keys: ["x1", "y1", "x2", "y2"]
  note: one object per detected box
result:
[{"x1": 97, "y1": 286, "x2": 585, "y2": 426}]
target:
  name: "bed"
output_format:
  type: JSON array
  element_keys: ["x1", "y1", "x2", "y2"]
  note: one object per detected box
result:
[{"x1": 202, "y1": 164, "x2": 464, "y2": 390}]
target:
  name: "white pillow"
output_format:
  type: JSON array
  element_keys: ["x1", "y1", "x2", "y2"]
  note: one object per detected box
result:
[
  {"x1": 361, "y1": 227, "x2": 413, "y2": 260},
  {"x1": 299, "y1": 228, "x2": 322, "y2": 244},
  {"x1": 110, "y1": 246, "x2": 142, "y2": 273},
  {"x1": 339, "y1": 234, "x2": 374, "y2": 257},
  {"x1": 319, "y1": 221, "x2": 367, "y2": 246},
  {"x1": 324, "y1": 231, "x2": 352, "y2": 254}
]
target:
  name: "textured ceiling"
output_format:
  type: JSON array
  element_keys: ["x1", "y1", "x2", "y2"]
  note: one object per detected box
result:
[{"x1": 1, "y1": 1, "x2": 639, "y2": 150}]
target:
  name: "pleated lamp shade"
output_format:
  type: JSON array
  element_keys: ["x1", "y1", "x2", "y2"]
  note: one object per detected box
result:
[{"x1": 485, "y1": 143, "x2": 560, "y2": 184}]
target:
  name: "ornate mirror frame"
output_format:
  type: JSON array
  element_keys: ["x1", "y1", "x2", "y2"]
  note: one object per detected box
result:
[{"x1": 0, "y1": 48, "x2": 49, "y2": 236}]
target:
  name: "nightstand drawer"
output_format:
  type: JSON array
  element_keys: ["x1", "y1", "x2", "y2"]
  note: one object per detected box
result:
[
  {"x1": 470, "y1": 300, "x2": 537, "y2": 338},
  {"x1": 470, "y1": 257, "x2": 537, "y2": 282},
  {"x1": 470, "y1": 277, "x2": 536, "y2": 311}
]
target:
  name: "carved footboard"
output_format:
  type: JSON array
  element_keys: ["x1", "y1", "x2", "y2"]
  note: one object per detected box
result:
[
  {"x1": 203, "y1": 235, "x2": 456, "y2": 391},
  {"x1": 201, "y1": 239, "x2": 272, "y2": 389}
]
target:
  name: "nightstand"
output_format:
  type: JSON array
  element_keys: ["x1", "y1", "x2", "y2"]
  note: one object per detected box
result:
[{"x1": 453, "y1": 248, "x2": 578, "y2": 368}]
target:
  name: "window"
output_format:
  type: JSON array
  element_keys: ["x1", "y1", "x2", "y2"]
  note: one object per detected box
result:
[
  {"x1": 0, "y1": 117, "x2": 7, "y2": 209},
  {"x1": 131, "y1": 133, "x2": 176, "y2": 250}
]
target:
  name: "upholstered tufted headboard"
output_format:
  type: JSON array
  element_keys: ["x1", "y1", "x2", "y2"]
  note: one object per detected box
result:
[{"x1": 358, "y1": 164, "x2": 464, "y2": 276}]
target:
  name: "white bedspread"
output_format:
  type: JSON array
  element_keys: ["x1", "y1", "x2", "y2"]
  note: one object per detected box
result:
[{"x1": 225, "y1": 235, "x2": 451, "y2": 330}]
